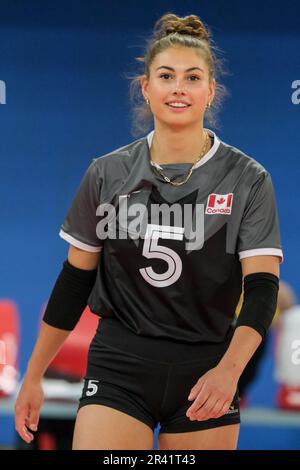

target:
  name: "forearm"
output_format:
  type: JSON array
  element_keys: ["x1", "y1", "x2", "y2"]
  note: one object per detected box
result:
[
  {"x1": 217, "y1": 325, "x2": 262, "y2": 378},
  {"x1": 217, "y1": 271, "x2": 279, "y2": 378},
  {"x1": 25, "y1": 321, "x2": 71, "y2": 381},
  {"x1": 25, "y1": 257, "x2": 97, "y2": 381}
]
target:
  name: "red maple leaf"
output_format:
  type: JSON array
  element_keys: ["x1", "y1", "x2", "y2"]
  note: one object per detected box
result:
[{"x1": 217, "y1": 197, "x2": 225, "y2": 204}]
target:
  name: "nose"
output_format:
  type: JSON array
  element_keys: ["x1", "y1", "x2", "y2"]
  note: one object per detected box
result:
[{"x1": 173, "y1": 79, "x2": 187, "y2": 94}]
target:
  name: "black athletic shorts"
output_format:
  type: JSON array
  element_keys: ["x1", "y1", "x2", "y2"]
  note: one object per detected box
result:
[{"x1": 78, "y1": 317, "x2": 240, "y2": 433}]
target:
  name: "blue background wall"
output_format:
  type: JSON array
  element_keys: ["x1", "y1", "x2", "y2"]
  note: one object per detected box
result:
[{"x1": 0, "y1": 0, "x2": 299, "y2": 449}]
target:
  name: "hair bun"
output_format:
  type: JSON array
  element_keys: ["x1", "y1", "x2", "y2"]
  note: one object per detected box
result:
[{"x1": 153, "y1": 13, "x2": 210, "y2": 42}]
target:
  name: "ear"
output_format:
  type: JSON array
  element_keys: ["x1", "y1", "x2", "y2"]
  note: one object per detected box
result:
[
  {"x1": 209, "y1": 78, "x2": 216, "y2": 104},
  {"x1": 140, "y1": 75, "x2": 149, "y2": 101}
]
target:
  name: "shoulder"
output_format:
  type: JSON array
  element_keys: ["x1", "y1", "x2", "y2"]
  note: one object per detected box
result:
[
  {"x1": 218, "y1": 138, "x2": 270, "y2": 185},
  {"x1": 91, "y1": 136, "x2": 146, "y2": 173}
]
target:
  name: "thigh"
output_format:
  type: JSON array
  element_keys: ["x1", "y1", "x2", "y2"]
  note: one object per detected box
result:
[
  {"x1": 72, "y1": 404, "x2": 154, "y2": 450},
  {"x1": 158, "y1": 423, "x2": 240, "y2": 450}
]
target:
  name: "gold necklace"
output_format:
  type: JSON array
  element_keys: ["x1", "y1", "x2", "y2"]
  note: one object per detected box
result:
[{"x1": 150, "y1": 131, "x2": 210, "y2": 186}]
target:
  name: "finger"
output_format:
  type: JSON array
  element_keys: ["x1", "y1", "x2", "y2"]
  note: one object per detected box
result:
[
  {"x1": 28, "y1": 406, "x2": 40, "y2": 432},
  {"x1": 15, "y1": 405, "x2": 34, "y2": 444},
  {"x1": 25, "y1": 416, "x2": 30, "y2": 428},
  {"x1": 15, "y1": 404, "x2": 27, "y2": 434},
  {"x1": 193, "y1": 396, "x2": 219, "y2": 421},
  {"x1": 213, "y1": 401, "x2": 231, "y2": 419},
  {"x1": 196, "y1": 398, "x2": 221, "y2": 421},
  {"x1": 204, "y1": 399, "x2": 223, "y2": 419},
  {"x1": 188, "y1": 379, "x2": 204, "y2": 401},
  {"x1": 23, "y1": 425, "x2": 34, "y2": 443},
  {"x1": 186, "y1": 388, "x2": 210, "y2": 418}
]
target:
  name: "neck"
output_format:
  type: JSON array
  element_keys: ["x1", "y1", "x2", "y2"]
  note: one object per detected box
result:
[{"x1": 150, "y1": 122, "x2": 211, "y2": 165}]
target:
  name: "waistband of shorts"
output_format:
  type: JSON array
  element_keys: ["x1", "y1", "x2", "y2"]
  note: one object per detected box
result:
[{"x1": 95, "y1": 317, "x2": 234, "y2": 364}]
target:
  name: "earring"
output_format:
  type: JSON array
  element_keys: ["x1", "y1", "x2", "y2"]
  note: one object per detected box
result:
[
  {"x1": 206, "y1": 102, "x2": 211, "y2": 109},
  {"x1": 145, "y1": 98, "x2": 150, "y2": 105}
]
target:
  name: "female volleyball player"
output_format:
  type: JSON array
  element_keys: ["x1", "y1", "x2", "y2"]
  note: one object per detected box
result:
[{"x1": 15, "y1": 13, "x2": 282, "y2": 450}]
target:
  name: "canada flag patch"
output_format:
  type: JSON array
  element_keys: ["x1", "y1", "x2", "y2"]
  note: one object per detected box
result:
[{"x1": 205, "y1": 193, "x2": 233, "y2": 215}]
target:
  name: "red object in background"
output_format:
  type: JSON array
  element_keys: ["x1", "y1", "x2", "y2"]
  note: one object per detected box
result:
[
  {"x1": 38, "y1": 432, "x2": 56, "y2": 451},
  {"x1": 40, "y1": 305, "x2": 100, "y2": 380},
  {"x1": 277, "y1": 385, "x2": 300, "y2": 411},
  {"x1": 0, "y1": 300, "x2": 19, "y2": 398}
]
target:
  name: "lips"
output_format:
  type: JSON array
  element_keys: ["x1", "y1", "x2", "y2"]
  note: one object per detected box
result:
[
  {"x1": 166, "y1": 102, "x2": 191, "y2": 108},
  {"x1": 166, "y1": 102, "x2": 191, "y2": 112}
]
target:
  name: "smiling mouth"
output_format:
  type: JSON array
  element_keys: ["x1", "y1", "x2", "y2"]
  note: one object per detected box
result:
[{"x1": 166, "y1": 103, "x2": 191, "y2": 108}]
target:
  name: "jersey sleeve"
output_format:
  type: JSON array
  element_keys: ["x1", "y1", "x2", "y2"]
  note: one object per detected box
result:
[
  {"x1": 237, "y1": 171, "x2": 283, "y2": 263},
  {"x1": 59, "y1": 159, "x2": 103, "y2": 252}
]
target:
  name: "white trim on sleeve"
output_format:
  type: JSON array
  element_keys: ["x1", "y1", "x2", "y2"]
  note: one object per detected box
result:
[
  {"x1": 59, "y1": 229, "x2": 103, "y2": 253},
  {"x1": 238, "y1": 248, "x2": 283, "y2": 263}
]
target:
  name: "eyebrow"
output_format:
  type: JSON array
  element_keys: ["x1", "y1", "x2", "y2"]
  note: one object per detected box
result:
[{"x1": 155, "y1": 66, "x2": 204, "y2": 73}]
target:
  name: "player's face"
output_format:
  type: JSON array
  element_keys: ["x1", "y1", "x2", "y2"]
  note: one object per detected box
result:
[{"x1": 141, "y1": 47, "x2": 215, "y2": 128}]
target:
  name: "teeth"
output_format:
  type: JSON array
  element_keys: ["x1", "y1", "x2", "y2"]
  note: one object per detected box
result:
[{"x1": 168, "y1": 103, "x2": 188, "y2": 108}]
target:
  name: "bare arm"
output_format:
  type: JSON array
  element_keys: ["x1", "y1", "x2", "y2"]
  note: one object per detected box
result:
[{"x1": 15, "y1": 245, "x2": 100, "y2": 443}]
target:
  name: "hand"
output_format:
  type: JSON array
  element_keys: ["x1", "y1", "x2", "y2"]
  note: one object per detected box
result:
[
  {"x1": 186, "y1": 365, "x2": 239, "y2": 421},
  {"x1": 14, "y1": 375, "x2": 44, "y2": 444}
]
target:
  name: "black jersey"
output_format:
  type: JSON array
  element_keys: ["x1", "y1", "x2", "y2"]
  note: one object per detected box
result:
[{"x1": 59, "y1": 129, "x2": 283, "y2": 344}]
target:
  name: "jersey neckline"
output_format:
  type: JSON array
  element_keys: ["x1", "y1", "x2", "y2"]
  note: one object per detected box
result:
[{"x1": 146, "y1": 128, "x2": 221, "y2": 170}]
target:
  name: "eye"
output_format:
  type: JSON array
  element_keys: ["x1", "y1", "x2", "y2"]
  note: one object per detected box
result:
[
  {"x1": 159, "y1": 73, "x2": 172, "y2": 79},
  {"x1": 159, "y1": 73, "x2": 200, "y2": 82}
]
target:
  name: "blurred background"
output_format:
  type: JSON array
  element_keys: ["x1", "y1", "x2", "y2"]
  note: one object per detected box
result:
[{"x1": 0, "y1": 0, "x2": 299, "y2": 450}]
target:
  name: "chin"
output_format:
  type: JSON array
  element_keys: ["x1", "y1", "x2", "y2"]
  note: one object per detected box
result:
[{"x1": 156, "y1": 116, "x2": 197, "y2": 129}]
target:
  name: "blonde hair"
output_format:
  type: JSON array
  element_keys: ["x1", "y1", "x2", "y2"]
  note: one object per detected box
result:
[{"x1": 126, "y1": 12, "x2": 230, "y2": 138}]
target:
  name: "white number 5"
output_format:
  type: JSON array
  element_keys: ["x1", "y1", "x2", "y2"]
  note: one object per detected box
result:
[
  {"x1": 139, "y1": 224, "x2": 184, "y2": 288},
  {"x1": 86, "y1": 379, "x2": 99, "y2": 396}
]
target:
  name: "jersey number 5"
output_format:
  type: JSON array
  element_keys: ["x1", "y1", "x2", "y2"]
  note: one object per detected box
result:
[{"x1": 139, "y1": 224, "x2": 184, "y2": 288}]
